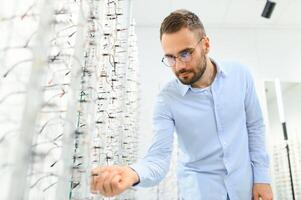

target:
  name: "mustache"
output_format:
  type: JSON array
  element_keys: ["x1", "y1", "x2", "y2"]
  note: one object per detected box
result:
[{"x1": 176, "y1": 69, "x2": 193, "y2": 75}]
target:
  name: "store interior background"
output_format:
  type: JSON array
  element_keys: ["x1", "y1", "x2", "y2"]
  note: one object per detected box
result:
[
  {"x1": 132, "y1": 0, "x2": 301, "y2": 199},
  {"x1": 0, "y1": 0, "x2": 300, "y2": 199}
]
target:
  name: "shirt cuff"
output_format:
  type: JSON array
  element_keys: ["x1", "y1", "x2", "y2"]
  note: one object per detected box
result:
[
  {"x1": 128, "y1": 166, "x2": 140, "y2": 186},
  {"x1": 253, "y1": 166, "x2": 271, "y2": 184},
  {"x1": 129, "y1": 162, "x2": 148, "y2": 188}
]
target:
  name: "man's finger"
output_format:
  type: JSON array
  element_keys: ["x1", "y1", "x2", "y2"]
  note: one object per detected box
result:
[
  {"x1": 111, "y1": 174, "x2": 123, "y2": 194},
  {"x1": 90, "y1": 168, "x2": 103, "y2": 193},
  {"x1": 253, "y1": 193, "x2": 259, "y2": 200},
  {"x1": 95, "y1": 171, "x2": 109, "y2": 195},
  {"x1": 261, "y1": 194, "x2": 273, "y2": 200},
  {"x1": 90, "y1": 175, "x2": 97, "y2": 194},
  {"x1": 103, "y1": 171, "x2": 119, "y2": 196}
]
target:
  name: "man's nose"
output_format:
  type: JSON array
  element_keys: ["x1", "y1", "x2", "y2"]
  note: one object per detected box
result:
[{"x1": 174, "y1": 58, "x2": 187, "y2": 71}]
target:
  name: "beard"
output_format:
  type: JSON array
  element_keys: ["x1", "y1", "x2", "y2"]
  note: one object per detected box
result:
[{"x1": 176, "y1": 52, "x2": 207, "y2": 85}]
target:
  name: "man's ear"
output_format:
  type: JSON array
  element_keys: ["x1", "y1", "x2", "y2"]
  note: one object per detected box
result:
[{"x1": 203, "y1": 36, "x2": 210, "y2": 54}]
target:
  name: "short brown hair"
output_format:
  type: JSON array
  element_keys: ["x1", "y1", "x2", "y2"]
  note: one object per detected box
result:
[{"x1": 160, "y1": 9, "x2": 206, "y2": 40}]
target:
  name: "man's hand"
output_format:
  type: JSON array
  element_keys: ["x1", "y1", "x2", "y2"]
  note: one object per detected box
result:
[
  {"x1": 90, "y1": 165, "x2": 139, "y2": 197},
  {"x1": 252, "y1": 183, "x2": 273, "y2": 200}
]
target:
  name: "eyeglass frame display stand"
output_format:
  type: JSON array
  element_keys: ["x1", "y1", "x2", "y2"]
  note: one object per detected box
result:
[
  {"x1": 1, "y1": 0, "x2": 140, "y2": 199},
  {"x1": 7, "y1": 0, "x2": 57, "y2": 200},
  {"x1": 55, "y1": 0, "x2": 87, "y2": 199},
  {"x1": 69, "y1": 0, "x2": 101, "y2": 199}
]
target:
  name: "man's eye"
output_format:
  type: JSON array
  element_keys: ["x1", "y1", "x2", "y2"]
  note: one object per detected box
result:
[{"x1": 180, "y1": 51, "x2": 191, "y2": 58}]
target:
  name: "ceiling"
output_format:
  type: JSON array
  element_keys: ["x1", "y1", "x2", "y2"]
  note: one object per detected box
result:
[{"x1": 132, "y1": 0, "x2": 301, "y2": 29}]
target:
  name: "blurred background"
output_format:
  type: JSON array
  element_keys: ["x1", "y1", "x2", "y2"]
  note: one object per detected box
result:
[{"x1": 0, "y1": 0, "x2": 300, "y2": 200}]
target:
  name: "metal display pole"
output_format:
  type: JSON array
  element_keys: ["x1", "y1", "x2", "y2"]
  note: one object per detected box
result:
[{"x1": 275, "y1": 78, "x2": 295, "y2": 200}]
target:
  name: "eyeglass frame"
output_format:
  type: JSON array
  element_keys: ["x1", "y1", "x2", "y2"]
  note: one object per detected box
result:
[{"x1": 161, "y1": 37, "x2": 205, "y2": 67}]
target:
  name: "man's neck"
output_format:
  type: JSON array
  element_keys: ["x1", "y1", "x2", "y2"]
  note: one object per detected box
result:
[{"x1": 192, "y1": 59, "x2": 217, "y2": 88}]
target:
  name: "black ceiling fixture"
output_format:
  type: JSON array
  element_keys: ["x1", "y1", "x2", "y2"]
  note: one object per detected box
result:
[{"x1": 261, "y1": 0, "x2": 276, "y2": 18}]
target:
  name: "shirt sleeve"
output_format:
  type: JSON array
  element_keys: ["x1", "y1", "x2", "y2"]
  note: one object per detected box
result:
[
  {"x1": 130, "y1": 93, "x2": 175, "y2": 187},
  {"x1": 244, "y1": 69, "x2": 271, "y2": 184}
]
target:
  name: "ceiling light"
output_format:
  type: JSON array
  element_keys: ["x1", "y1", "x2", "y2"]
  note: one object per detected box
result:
[{"x1": 261, "y1": 0, "x2": 276, "y2": 19}]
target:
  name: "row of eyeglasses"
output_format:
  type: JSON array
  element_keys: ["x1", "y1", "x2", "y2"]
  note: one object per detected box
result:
[{"x1": 0, "y1": 0, "x2": 139, "y2": 199}]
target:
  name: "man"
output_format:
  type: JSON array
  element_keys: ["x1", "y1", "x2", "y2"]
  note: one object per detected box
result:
[{"x1": 90, "y1": 9, "x2": 273, "y2": 200}]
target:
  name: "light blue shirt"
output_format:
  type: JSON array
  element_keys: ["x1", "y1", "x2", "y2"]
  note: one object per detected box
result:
[{"x1": 131, "y1": 59, "x2": 271, "y2": 200}]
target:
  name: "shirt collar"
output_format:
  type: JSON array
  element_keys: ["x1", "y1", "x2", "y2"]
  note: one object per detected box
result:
[{"x1": 177, "y1": 58, "x2": 227, "y2": 96}]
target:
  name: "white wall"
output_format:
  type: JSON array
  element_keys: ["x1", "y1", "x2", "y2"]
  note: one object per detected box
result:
[{"x1": 265, "y1": 82, "x2": 301, "y2": 143}]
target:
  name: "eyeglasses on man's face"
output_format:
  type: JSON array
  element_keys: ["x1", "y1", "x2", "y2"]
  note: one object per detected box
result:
[{"x1": 161, "y1": 37, "x2": 204, "y2": 67}]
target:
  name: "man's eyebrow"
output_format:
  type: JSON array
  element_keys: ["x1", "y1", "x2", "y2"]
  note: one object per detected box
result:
[
  {"x1": 178, "y1": 47, "x2": 193, "y2": 54},
  {"x1": 164, "y1": 47, "x2": 193, "y2": 57},
  {"x1": 164, "y1": 53, "x2": 174, "y2": 57}
]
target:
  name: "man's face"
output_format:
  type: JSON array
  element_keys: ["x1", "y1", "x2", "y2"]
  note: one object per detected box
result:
[{"x1": 161, "y1": 28, "x2": 209, "y2": 85}]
